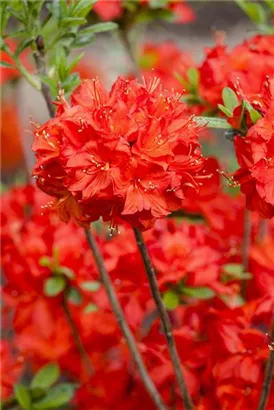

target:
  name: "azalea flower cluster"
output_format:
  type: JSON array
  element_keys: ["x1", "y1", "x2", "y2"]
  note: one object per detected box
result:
[
  {"x1": 93, "y1": 0, "x2": 195, "y2": 24},
  {"x1": 1, "y1": 185, "x2": 274, "y2": 409},
  {"x1": 230, "y1": 78, "x2": 274, "y2": 218},
  {"x1": 32, "y1": 76, "x2": 209, "y2": 230}
]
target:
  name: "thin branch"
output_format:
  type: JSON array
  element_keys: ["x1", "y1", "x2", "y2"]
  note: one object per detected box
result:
[
  {"x1": 84, "y1": 228, "x2": 167, "y2": 410},
  {"x1": 62, "y1": 295, "x2": 94, "y2": 376},
  {"x1": 133, "y1": 228, "x2": 194, "y2": 410},
  {"x1": 32, "y1": 35, "x2": 55, "y2": 118},
  {"x1": 241, "y1": 209, "x2": 251, "y2": 297},
  {"x1": 257, "y1": 317, "x2": 274, "y2": 410}
]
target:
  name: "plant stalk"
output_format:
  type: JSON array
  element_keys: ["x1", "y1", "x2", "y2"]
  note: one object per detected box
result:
[
  {"x1": 84, "y1": 228, "x2": 167, "y2": 410},
  {"x1": 133, "y1": 227, "x2": 194, "y2": 410}
]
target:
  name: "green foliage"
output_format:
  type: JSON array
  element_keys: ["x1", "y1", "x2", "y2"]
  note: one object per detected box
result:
[
  {"x1": 181, "y1": 286, "x2": 215, "y2": 300},
  {"x1": 31, "y1": 364, "x2": 60, "y2": 390},
  {"x1": 222, "y1": 263, "x2": 252, "y2": 282},
  {"x1": 44, "y1": 276, "x2": 66, "y2": 297},
  {"x1": 1, "y1": 0, "x2": 118, "y2": 95},
  {"x1": 236, "y1": 0, "x2": 274, "y2": 34},
  {"x1": 222, "y1": 87, "x2": 239, "y2": 112},
  {"x1": 15, "y1": 385, "x2": 32, "y2": 410},
  {"x1": 84, "y1": 303, "x2": 99, "y2": 313},
  {"x1": 66, "y1": 287, "x2": 83, "y2": 305},
  {"x1": 80, "y1": 281, "x2": 101, "y2": 292},
  {"x1": 32, "y1": 384, "x2": 75, "y2": 410},
  {"x1": 163, "y1": 290, "x2": 180, "y2": 310}
]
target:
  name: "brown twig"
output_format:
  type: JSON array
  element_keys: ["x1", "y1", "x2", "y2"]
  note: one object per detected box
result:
[
  {"x1": 62, "y1": 295, "x2": 94, "y2": 376},
  {"x1": 84, "y1": 228, "x2": 167, "y2": 410},
  {"x1": 33, "y1": 35, "x2": 55, "y2": 118},
  {"x1": 257, "y1": 317, "x2": 274, "y2": 410},
  {"x1": 133, "y1": 228, "x2": 194, "y2": 410}
]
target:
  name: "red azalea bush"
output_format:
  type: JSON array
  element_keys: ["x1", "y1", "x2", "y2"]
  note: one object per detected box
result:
[
  {"x1": 1, "y1": 185, "x2": 274, "y2": 409},
  {"x1": 2, "y1": 1, "x2": 274, "y2": 410}
]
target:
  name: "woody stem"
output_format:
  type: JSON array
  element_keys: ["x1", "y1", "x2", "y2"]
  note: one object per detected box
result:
[
  {"x1": 62, "y1": 295, "x2": 94, "y2": 376},
  {"x1": 84, "y1": 228, "x2": 167, "y2": 410},
  {"x1": 133, "y1": 227, "x2": 194, "y2": 410},
  {"x1": 32, "y1": 35, "x2": 55, "y2": 118},
  {"x1": 257, "y1": 317, "x2": 274, "y2": 410}
]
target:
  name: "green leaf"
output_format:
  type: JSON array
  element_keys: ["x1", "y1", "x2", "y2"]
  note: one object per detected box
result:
[
  {"x1": 15, "y1": 38, "x2": 34, "y2": 57},
  {"x1": 222, "y1": 263, "x2": 252, "y2": 282},
  {"x1": 15, "y1": 385, "x2": 32, "y2": 410},
  {"x1": 0, "y1": 2, "x2": 10, "y2": 36},
  {"x1": 62, "y1": 17, "x2": 87, "y2": 27},
  {"x1": 68, "y1": 52, "x2": 85, "y2": 72},
  {"x1": 182, "y1": 286, "x2": 215, "y2": 300},
  {"x1": 31, "y1": 363, "x2": 60, "y2": 390},
  {"x1": 80, "y1": 22, "x2": 118, "y2": 34},
  {"x1": 222, "y1": 87, "x2": 239, "y2": 112},
  {"x1": 249, "y1": 109, "x2": 262, "y2": 124},
  {"x1": 61, "y1": 72, "x2": 81, "y2": 93},
  {"x1": 66, "y1": 287, "x2": 83, "y2": 305},
  {"x1": 39, "y1": 256, "x2": 51, "y2": 267},
  {"x1": 174, "y1": 71, "x2": 188, "y2": 88},
  {"x1": 187, "y1": 67, "x2": 200, "y2": 88},
  {"x1": 38, "y1": 74, "x2": 57, "y2": 96},
  {"x1": 163, "y1": 290, "x2": 180, "y2": 310},
  {"x1": 84, "y1": 303, "x2": 98, "y2": 313},
  {"x1": 71, "y1": 33, "x2": 95, "y2": 48},
  {"x1": 55, "y1": 46, "x2": 68, "y2": 81},
  {"x1": 0, "y1": 60, "x2": 14, "y2": 68},
  {"x1": 194, "y1": 116, "x2": 232, "y2": 129},
  {"x1": 80, "y1": 281, "x2": 101, "y2": 292},
  {"x1": 218, "y1": 104, "x2": 232, "y2": 117},
  {"x1": 71, "y1": 0, "x2": 96, "y2": 17},
  {"x1": 44, "y1": 276, "x2": 66, "y2": 297},
  {"x1": 33, "y1": 383, "x2": 75, "y2": 410},
  {"x1": 57, "y1": 266, "x2": 75, "y2": 279},
  {"x1": 265, "y1": 0, "x2": 274, "y2": 12},
  {"x1": 236, "y1": 0, "x2": 267, "y2": 24}
]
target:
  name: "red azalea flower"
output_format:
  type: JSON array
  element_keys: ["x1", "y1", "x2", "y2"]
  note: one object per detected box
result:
[
  {"x1": 199, "y1": 34, "x2": 274, "y2": 110},
  {"x1": 0, "y1": 341, "x2": 25, "y2": 398},
  {"x1": 32, "y1": 76, "x2": 210, "y2": 230},
  {"x1": 233, "y1": 80, "x2": 274, "y2": 218},
  {"x1": 139, "y1": 41, "x2": 194, "y2": 93},
  {"x1": 93, "y1": 0, "x2": 123, "y2": 21}
]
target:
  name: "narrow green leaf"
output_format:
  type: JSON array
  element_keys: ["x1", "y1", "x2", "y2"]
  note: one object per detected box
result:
[
  {"x1": 15, "y1": 385, "x2": 32, "y2": 410},
  {"x1": 15, "y1": 38, "x2": 34, "y2": 58},
  {"x1": 186, "y1": 67, "x2": 200, "y2": 88},
  {"x1": 236, "y1": 0, "x2": 267, "y2": 24},
  {"x1": 0, "y1": 60, "x2": 14, "y2": 68},
  {"x1": 61, "y1": 72, "x2": 81, "y2": 93},
  {"x1": 163, "y1": 290, "x2": 180, "y2": 310},
  {"x1": 39, "y1": 256, "x2": 51, "y2": 267},
  {"x1": 80, "y1": 281, "x2": 101, "y2": 292},
  {"x1": 71, "y1": 33, "x2": 95, "y2": 48},
  {"x1": 194, "y1": 116, "x2": 232, "y2": 129},
  {"x1": 80, "y1": 22, "x2": 118, "y2": 34},
  {"x1": 31, "y1": 363, "x2": 60, "y2": 390},
  {"x1": 66, "y1": 287, "x2": 83, "y2": 305},
  {"x1": 33, "y1": 383, "x2": 75, "y2": 410},
  {"x1": 62, "y1": 17, "x2": 87, "y2": 27},
  {"x1": 58, "y1": 266, "x2": 75, "y2": 279},
  {"x1": 84, "y1": 303, "x2": 98, "y2": 313},
  {"x1": 44, "y1": 276, "x2": 66, "y2": 297},
  {"x1": 38, "y1": 74, "x2": 57, "y2": 96},
  {"x1": 265, "y1": 0, "x2": 274, "y2": 12},
  {"x1": 68, "y1": 52, "x2": 85, "y2": 72},
  {"x1": 218, "y1": 104, "x2": 232, "y2": 117},
  {"x1": 182, "y1": 286, "x2": 215, "y2": 300},
  {"x1": 222, "y1": 87, "x2": 239, "y2": 112},
  {"x1": 71, "y1": 0, "x2": 96, "y2": 17}
]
